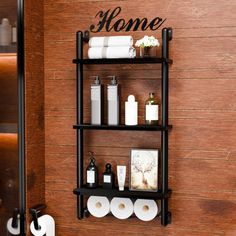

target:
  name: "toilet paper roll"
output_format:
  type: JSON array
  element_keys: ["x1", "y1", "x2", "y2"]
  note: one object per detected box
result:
[
  {"x1": 7, "y1": 218, "x2": 20, "y2": 235},
  {"x1": 30, "y1": 214, "x2": 55, "y2": 236},
  {"x1": 134, "y1": 199, "x2": 158, "y2": 221},
  {"x1": 110, "y1": 197, "x2": 133, "y2": 220},
  {"x1": 87, "y1": 196, "x2": 110, "y2": 218}
]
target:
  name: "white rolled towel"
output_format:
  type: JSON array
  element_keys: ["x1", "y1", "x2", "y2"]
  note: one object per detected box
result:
[
  {"x1": 88, "y1": 46, "x2": 136, "y2": 59},
  {"x1": 89, "y1": 36, "x2": 133, "y2": 47}
]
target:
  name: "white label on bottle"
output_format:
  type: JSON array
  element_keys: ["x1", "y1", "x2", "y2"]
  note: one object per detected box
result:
[
  {"x1": 91, "y1": 86, "x2": 101, "y2": 101},
  {"x1": 108, "y1": 86, "x2": 118, "y2": 101},
  {"x1": 146, "y1": 105, "x2": 159, "y2": 121},
  {"x1": 87, "y1": 170, "x2": 95, "y2": 183},
  {"x1": 103, "y1": 175, "x2": 111, "y2": 183}
]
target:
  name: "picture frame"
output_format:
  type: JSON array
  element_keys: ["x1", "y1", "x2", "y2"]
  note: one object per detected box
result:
[{"x1": 129, "y1": 149, "x2": 158, "y2": 192}]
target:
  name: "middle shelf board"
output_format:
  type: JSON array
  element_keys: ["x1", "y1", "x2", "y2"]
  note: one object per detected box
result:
[
  {"x1": 73, "y1": 186, "x2": 171, "y2": 200},
  {"x1": 73, "y1": 124, "x2": 172, "y2": 131},
  {"x1": 73, "y1": 57, "x2": 173, "y2": 65}
]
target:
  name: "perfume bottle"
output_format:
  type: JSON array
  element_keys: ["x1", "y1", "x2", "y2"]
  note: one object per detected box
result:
[
  {"x1": 145, "y1": 93, "x2": 159, "y2": 125},
  {"x1": 102, "y1": 163, "x2": 114, "y2": 189},
  {"x1": 86, "y1": 152, "x2": 98, "y2": 188}
]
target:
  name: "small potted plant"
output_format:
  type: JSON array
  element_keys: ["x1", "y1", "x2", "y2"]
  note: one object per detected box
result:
[{"x1": 135, "y1": 36, "x2": 160, "y2": 58}]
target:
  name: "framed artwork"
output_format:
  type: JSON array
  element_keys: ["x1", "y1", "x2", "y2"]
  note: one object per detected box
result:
[{"x1": 129, "y1": 149, "x2": 158, "y2": 192}]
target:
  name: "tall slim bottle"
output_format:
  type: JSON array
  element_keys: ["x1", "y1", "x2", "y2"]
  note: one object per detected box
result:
[
  {"x1": 91, "y1": 76, "x2": 103, "y2": 125},
  {"x1": 107, "y1": 76, "x2": 119, "y2": 125}
]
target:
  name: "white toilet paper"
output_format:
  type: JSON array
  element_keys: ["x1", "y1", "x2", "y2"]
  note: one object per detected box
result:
[
  {"x1": 134, "y1": 199, "x2": 158, "y2": 221},
  {"x1": 110, "y1": 197, "x2": 133, "y2": 220},
  {"x1": 87, "y1": 196, "x2": 110, "y2": 218},
  {"x1": 30, "y1": 214, "x2": 55, "y2": 236},
  {"x1": 7, "y1": 217, "x2": 20, "y2": 235}
]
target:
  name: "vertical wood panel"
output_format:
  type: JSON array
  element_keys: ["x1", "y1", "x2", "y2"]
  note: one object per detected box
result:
[
  {"x1": 42, "y1": 0, "x2": 236, "y2": 235},
  {"x1": 24, "y1": 0, "x2": 45, "y2": 235}
]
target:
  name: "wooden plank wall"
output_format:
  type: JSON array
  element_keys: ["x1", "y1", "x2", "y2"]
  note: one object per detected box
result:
[
  {"x1": 24, "y1": 0, "x2": 45, "y2": 235},
  {"x1": 43, "y1": 0, "x2": 236, "y2": 235}
]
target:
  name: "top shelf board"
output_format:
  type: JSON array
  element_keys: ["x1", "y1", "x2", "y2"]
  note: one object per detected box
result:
[{"x1": 73, "y1": 57, "x2": 173, "y2": 65}]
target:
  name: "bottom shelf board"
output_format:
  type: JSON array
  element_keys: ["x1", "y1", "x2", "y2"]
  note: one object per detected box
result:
[
  {"x1": 73, "y1": 186, "x2": 171, "y2": 200},
  {"x1": 82, "y1": 208, "x2": 161, "y2": 221},
  {"x1": 0, "y1": 123, "x2": 17, "y2": 133}
]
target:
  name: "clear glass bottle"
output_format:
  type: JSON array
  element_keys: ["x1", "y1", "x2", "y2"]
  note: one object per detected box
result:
[{"x1": 145, "y1": 93, "x2": 159, "y2": 125}]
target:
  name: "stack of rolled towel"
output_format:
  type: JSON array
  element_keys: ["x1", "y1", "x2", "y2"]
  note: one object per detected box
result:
[{"x1": 88, "y1": 36, "x2": 136, "y2": 59}]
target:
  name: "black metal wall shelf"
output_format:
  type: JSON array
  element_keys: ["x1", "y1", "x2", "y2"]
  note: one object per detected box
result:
[
  {"x1": 73, "y1": 27, "x2": 173, "y2": 226},
  {"x1": 73, "y1": 124, "x2": 172, "y2": 131},
  {"x1": 73, "y1": 57, "x2": 172, "y2": 65},
  {"x1": 74, "y1": 186, "x2": 171, "y2": 199},
  {"x1": 0, "y1": 45, "x2": 17, "y2": 54}
]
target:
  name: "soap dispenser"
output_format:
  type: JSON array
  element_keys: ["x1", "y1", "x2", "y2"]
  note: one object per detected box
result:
[
  {"x1": 107, "y1": 76, "x2": 119, "y2": 125},
  {"x1": 86, "y1": 152, "x2": 98, "y2": 188},
  {"x1": 125, "y1": 95, "x2": 138, "y2": 125},
  {"x1": 102, "y1": 163, "x2": 115, "y2": 189},
  {"x1": 90, "y1": 76, "x2": 103, "y2": 125}
]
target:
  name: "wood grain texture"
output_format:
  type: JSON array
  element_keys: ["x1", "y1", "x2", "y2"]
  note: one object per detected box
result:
[
  {"x1": 0, "y1": 134, "x2": 18, "y2": 236},
  {"x1": 35, "y1": 0, "x2": 236, "y2": 235},
  {"x1": 0, "y1": 0, "x2": 17, "y2": 23},
  {"x1": 24, "y1": 0, "x2": 45, "y2": 235},
  {"x1": 0, "y1": 56, "x2": 17, "y2": 123}
]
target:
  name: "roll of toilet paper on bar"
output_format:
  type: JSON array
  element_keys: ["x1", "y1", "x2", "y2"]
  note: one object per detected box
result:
[
  {"x1": 134, "y1": 199, "x2": 158, "y2": 221},
  {"x1": 7, "y1": 217, "x2": 20, "y2": 235},
  {"x1": 87, "y1": 196, "x2": 110, "y2": 218},
  {"x1": 30, "y1": 214, "x2": 55, "y2": 236},
  {"x1": 110, "y1": 197, "x2": 133, "y2": 220}
]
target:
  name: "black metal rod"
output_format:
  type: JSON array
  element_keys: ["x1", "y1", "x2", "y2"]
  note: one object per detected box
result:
[
  {"x1": 76, "y1": 31, "x2": 84, "y2": 219},
  {"x1": 161, "y1": 27, "x2": 172, "y2": 226},
  {"x1": 17, "y1": 0, "x2": 25, "y2": 234}
]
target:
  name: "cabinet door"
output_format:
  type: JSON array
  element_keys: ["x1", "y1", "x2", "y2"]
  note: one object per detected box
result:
[{"x1": 0, "y1": 0, "x2": 24, "y2": 235}]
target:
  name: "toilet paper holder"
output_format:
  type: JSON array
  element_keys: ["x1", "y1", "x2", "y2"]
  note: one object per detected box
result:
[
  {"x1": 29, "y1": 204, "x2": 47, "y2": 230},
  {"x1": 12, "y1": 208, "x2": 20, "y2": 228}
]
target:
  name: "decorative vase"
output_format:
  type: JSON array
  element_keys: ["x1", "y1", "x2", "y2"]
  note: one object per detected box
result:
[{"x1": 140, "y1": 46, "x2": 156, "y2": 58}]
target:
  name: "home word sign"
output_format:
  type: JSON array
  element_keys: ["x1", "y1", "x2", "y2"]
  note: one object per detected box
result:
[{"x1": 89, "y1": 7, "x2": 166, "y2": 33}]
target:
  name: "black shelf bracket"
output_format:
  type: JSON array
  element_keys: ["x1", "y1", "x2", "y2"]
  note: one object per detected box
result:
[{"x1": 83, "y1": 30, "x2": 90, "y2": 42}]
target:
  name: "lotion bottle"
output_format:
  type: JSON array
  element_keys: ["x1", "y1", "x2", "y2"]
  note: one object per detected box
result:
[
  {"x1": 0, "y1": 18, "x2": 12, "y2": 46},
  {"x1": 107, "y1": 76, "x2": 119, "y2": 125},
  {"x1": 125, "y1": 95, "x2": 138, "y2": 125},
  {"x1": 91, "y1": 76, "x2": 103, "y2": 125},
  {"x1": 86, "y1": 152, "x2": 98, "y2": 188}
]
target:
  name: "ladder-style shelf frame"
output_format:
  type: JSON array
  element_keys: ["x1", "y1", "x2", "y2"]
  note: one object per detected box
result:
[{"x1": 73, "y1": 27, "x2": 173, "y2": 226}]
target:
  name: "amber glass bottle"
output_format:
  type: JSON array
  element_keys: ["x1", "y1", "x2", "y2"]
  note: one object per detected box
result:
[{"x1": 145, "y1": 93, "x2": 159, "y2": 125}]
